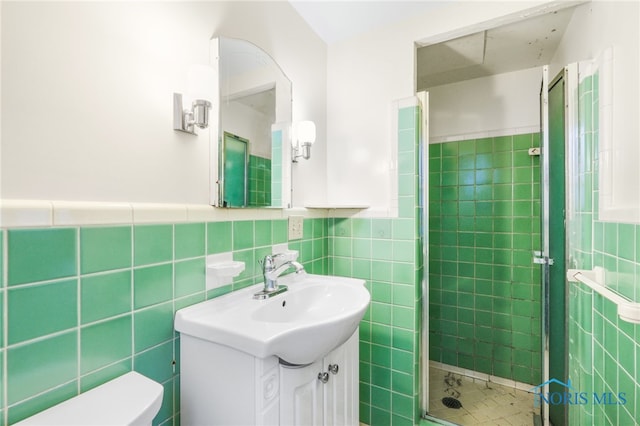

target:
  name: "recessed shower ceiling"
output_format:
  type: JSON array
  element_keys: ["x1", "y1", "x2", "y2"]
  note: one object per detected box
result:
[{"x1": 416, "y1": 6, "x2": 577, "y2": 89}]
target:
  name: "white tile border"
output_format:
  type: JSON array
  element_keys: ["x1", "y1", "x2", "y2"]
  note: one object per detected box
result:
[
  {"x1": 430, "y1": 125, "x2": 540, "y2": 144},
  {"x1": 52, "y1": 201, "x2": 133, "y2": 226},
  {"x1": 0, "y1": 199, "x2": 338, "y2": 228},
  {"x1": 0, "y1": 199, "x2": 54, "y2": 228},
  {"x1": 430, "y1": 361, "x2": 535, "y2": 393}
]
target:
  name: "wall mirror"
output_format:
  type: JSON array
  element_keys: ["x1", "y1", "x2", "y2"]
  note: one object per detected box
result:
[{"x1": 210, "y1": 37, "x2": 292, "y2": 208}]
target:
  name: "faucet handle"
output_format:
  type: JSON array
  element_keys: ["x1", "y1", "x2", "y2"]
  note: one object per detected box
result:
[{"x1": 259, "y1": 253, "x2": 284, "y2": 273}]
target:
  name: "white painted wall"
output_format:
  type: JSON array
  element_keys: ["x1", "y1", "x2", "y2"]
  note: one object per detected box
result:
[
  {"x1": 1, "y1": 1, "x2": 326, "y2": 206},
  {"x1": 223, "y1": 102, "x2": 273, "y2": 159},
  {"x1": 326, "y1": 1, "x2": 553, "y2": 212},
  {"x1": 551, "y1": 1, "x2": 640, "y2": 222},
  {"x1": 428, "y1": 67, "x2": 542, "y2": 141}
]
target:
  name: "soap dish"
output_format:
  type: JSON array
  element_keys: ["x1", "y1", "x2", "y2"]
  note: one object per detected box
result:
[
  {"x1": 206, "y1": 254, "x2": 245, "y2": 290},
  {"x1": 208, "y1": 261, "x2": 245, "y2": 277}
]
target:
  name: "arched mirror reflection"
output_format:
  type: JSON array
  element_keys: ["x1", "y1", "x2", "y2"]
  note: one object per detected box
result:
[{"x1": 210, "y1": 37, "x2": 292, "y2": 208}]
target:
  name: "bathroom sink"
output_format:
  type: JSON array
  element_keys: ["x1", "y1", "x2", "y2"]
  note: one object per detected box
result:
[{"x1": 174, "y1": 273, "x2": 370, "y2": 365}]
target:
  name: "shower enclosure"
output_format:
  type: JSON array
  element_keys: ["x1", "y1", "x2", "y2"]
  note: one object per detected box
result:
[{"x1": 415, "y1": 7, "x2": 580, "y2": 426}]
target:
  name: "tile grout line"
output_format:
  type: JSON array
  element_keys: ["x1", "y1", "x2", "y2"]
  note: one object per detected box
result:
[
  {"x1": 76, "y1": 226, "x2": 81, "y2": 396},
  {"x1": 3, "y1": 229, "x2": 7, "y2": 424}
]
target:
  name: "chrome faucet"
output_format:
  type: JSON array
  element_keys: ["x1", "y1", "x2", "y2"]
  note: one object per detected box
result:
[{"x1": 254, "y1": 254, "x2": 305, "y2": 299}]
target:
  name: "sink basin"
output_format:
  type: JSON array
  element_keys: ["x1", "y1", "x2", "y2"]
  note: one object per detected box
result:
[{"x1": 174, "y1": 273, "x2": 370, "y2": 365}]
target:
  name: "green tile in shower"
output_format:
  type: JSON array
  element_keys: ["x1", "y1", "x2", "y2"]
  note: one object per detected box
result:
[
  {"x1": 442, "y1": 142, "x2": 458, "y2": 157},
  {"x1": 474, "y1": 137, "x2": 492, "y2": 153},
  {"x1": 8, "y1": 279, "x2": 77, "y2": 344},
  {"x1": 458, "y1": 140, "x2": 475, "y2": 155},
  {"x1": 175, "y1": 223, "x2": 205, "y2": 260},
  {"x1": 7, "y1": 331, "x2": 77, "y2": 405},
  {"x1": 513, "y1": 133, "x2": 533, "y2": 150},
  {"x1": 80, "y1": 226, "x2": 132, "y2": 274},
  {"x1": 134, "y1": 225, "x2": 172, "y2": 266},
  {"x1": 81, "y1": 271, "x2": 131, "y2": 324},
  {"x1": 513, "y1": 167, "x2": 533, "y2": 184},
  {"x1": 207, "y1": 221, "x2": 232, "y2": 254},
  {"x1": 134, "y1": 264, "x2": 173, "y2": 309},
  {"x1": 458, "y1": 155, "x2": 475, "y2": 170},
  {"x1": 475, "y1": 153, "x2": 492, "y2": 169},
  {"x1": 81, "y1": 315, "x2": 132, "y2": 374},
  {"x1": 8, "y1": 228, "x2": 77, "y2": 286},
  {"x1": 494, "y1": 135, "x2": 513, "y2": 151}
]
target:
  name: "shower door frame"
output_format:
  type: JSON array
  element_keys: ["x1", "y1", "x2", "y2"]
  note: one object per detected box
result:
[{"x1": 539, "y1": 63, "x2": 576, "y2": 426}]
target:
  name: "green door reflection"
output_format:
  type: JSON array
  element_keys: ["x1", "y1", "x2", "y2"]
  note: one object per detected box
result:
[{"x1": 223, "y1": 132, "x2": 248, "y2": 207}]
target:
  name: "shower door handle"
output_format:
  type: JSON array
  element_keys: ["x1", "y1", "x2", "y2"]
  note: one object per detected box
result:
[{"x1": 533, "y1": 251, "x2": 554, "y2": 265}]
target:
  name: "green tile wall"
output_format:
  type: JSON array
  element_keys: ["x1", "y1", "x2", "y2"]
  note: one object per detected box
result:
[
  {"x1": 428, "y1": 133, "x2": 543, "y2": 385},
  {"x1": 329, "y1": 105, "x2": 424, "y2": 426},
  {"x1": 271, "y1": 129, "x2": 283, "y2": 207},
  {"x1": 248, "y1": 154, "x2": 272, "y2": 207},
  {"x1": 0, "y1": 218, "x2": 328, "y2": 425},
  {"x1": 567, "y1": 72, "x2": 640, "y2": 426}
]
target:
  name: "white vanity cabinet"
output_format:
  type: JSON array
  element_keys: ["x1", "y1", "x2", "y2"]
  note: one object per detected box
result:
[
  {"x1": 280, "y1": 330, "x2": 359, "y2": 425},
  {"x1": 179, "y1": 329, "x2": 359, "y2": 425}
]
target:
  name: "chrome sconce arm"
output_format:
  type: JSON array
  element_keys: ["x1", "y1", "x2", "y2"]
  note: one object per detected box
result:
[
  {"x1": 292, "y1": 120, "x2": 316, "y2": 162},
  {"x1": 173, "y1": 93, "x2": 212, "y2": 135}
]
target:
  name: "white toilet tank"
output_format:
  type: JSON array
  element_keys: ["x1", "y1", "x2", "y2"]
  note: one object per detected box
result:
[{"x1": 14, "y1": 372, "x2": 164, "y2": 426}]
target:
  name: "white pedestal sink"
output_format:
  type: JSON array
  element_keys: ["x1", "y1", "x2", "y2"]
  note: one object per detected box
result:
[
  {"x1": 174, "y1": 272, "x2": 370, "y2": 365},
  {"x1": 174, "y1": 273, "x2": 370, "y2": 425}
]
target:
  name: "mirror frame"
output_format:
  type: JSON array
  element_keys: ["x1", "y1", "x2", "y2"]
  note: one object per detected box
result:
[{"x1": 209, "y1": 36, "x2": 293, "y2": 208}]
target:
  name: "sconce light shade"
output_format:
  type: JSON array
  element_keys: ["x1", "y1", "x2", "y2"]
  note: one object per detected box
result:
[{"x1": 292, "y1": 120, "x2": 316, "y2": 162}]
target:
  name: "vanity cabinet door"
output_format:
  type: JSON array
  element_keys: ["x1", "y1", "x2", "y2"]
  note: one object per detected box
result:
[
  {"x1": 279, "y1": 329, "x2": 359, "y2": 426},
  {"x1": 280, "y1": 360, "x2": 324, "y2": 425},
  {"x1": 323, "y1": 331, "x2": 359, "y2": 426}
]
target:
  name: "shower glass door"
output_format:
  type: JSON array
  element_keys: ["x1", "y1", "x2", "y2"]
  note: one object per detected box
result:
[
  {"x1": 222, "y1": 132, "x2": 249, "y2": 207},
  {"x1": 539, "y1": 65, "x2": 569, "y2": 426}
]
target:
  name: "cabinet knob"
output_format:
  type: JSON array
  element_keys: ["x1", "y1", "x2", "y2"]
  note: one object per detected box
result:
[
  {"x1": 318, "y1": 372, "x2": 329, "y2": 383},
  {"x1": 328, "y1": 364, "x2": 339, "y2": 375}
]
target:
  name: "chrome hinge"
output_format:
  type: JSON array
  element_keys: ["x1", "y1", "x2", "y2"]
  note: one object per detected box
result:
[{"x1": 533, "y1": 251, "x2": 554, "y2": 265}]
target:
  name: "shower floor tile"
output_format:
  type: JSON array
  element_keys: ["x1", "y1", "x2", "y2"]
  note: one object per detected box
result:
[{"x1": 428, "y1": 366, "x2": 540, "y2": 425}]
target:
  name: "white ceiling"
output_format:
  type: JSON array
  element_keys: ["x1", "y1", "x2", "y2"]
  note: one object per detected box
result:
[
  {"x1": 417, "y1": 5, "x2": 577, "y2": 88},
  {"x1": 289, "y1": 1, "x2": 579, "y2": 88},
  {"x1": 289, "y1": 1, "x2": 448, "y2": 44}
]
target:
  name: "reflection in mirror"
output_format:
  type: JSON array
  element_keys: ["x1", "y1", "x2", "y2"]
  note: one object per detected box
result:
[{"x1": 212, "y1": 37, "x2": 292, "y2": 208}]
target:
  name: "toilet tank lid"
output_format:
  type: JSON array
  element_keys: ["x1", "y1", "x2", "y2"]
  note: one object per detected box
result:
[{"x1": 14, "y1": 372, "x2": 164, "y2": 425}]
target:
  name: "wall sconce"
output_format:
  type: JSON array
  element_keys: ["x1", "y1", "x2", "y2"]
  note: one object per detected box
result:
[
  {"x1": 173, "y1": 65, "x2": 215, "y2": 135},
  {"x1": 292, "y1": 120, "x2": 316, "y2": 162},
  {"x1": 173, "y1": 94, "x2": 211, "y2": 135}
]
